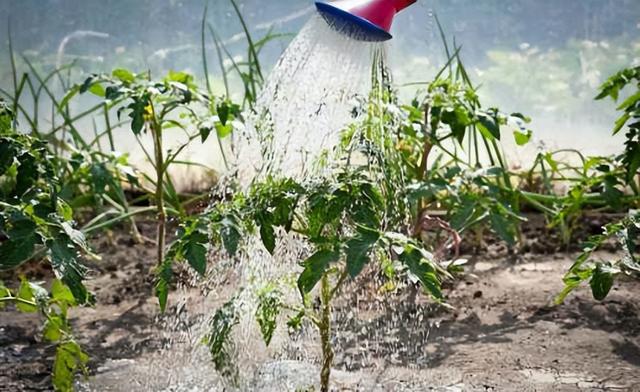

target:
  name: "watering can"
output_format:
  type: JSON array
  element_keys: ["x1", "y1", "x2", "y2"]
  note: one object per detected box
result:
[{"x1": 315, "y1": 0, "x2": 417, "y2": 41}]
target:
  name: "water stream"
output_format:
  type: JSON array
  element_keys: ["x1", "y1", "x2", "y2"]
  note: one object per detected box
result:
[
  {"x1": 80, "y1": 13, "x2": 395, "y2": 392},
  {"x1": 233, "y1": 15, "x2": 381, "y2": 183}
]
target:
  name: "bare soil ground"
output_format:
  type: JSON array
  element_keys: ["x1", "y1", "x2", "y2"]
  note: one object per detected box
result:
[{"x1": 1, "y1": 217, "x2": 639, "y2": 391}]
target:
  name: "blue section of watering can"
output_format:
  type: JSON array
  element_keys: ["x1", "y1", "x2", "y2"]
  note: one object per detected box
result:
[{"x1": 315, "y1": 1, "x2": 393, "y2": 42}]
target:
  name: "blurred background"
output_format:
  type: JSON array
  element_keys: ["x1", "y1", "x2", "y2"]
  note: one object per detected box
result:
[{"x1": 1, "y1": 0, "x2": 639, "y2": 170}]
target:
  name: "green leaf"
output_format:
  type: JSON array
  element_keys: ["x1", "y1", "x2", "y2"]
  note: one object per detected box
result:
[
  {"x1": 555, "y1": 274, "x2": 584, "y2": 304},
  {"x1": 56, "y1": 200, "x2": 74, "y2": 222},
  {"x1": 59, "y1": 85, "x2": 80, "y2": 110},
  {"x1": 16, "y1": 279, "x2": 38, "y2": 313},
  {"x1": 256, "y1": 287, "x2": 280, "y2": 346},
  {"x1": 0, "y1": 282, "x2": 10, "y2": 309},
  {"x1": 616, "y1": 90, "x2": 640, "y2": 112},
  {"x1": 220, "y1": 216, "x2": 241, "y2": 255},
  {"x1": 48, "y1": 239, "x2": 92, "y2": 305},
  {"x1": 259, "y1": 223, "x2": 276, "y2": 255},
  {"x1": 613, "y1": 113, "x2": 630, "y2": 135},
  {"x1": 441, "y1": 106, "x2": 470, "y2": 143},
  {"x1": 489, "y1": 212, "x2": 517, "y2": 246},
  {"x1": 88, "y1": 83, "x2": 106, "y2": 97},
  {"x1": 477, "y1": 111, "x2": 500, "y2": 140},
  {"x1": 155, "y1": 259, "x2": 172, "y2": 312},
  {"x1": 287, "y1": 310, "x2": 305, "y2": 331},
  {"x1": 127, "y1": 94, "x2": 150, "y2": 135},
  {"x1": 79, "y1": 76, "x2": 95, "y2": 94},
  {"x1": 398, "y1": 246, "x2": 442, "y2": 300},
  {"x1": 166, "y1": 70, "x2": 194, "y2": 85},
  {"x1": 43, "y1": 315, "x2": 64, "y2": 342},
  {"x1": 203, "y1": 299, "x2": 239, "y2": 381},
  {"x1": 590, "y1": 264, "x2": 615, "y2": 301},
  {"x1": 53, "y1": 340, "x2": 89, "y2": 392},
  {"x1": 345, "y1": 227, "x2": 380, "y2": 278},
  {"x1": 510, "y1": 112, "x2": 531, "y2": 123},
  {"x1": 217, "y1": 102, "x2": 231, "y2": 125},
  {"x1": 0, "y1": 234, "x2": 38, "y2": 270},
  {"x1": 513, "y1": 130, "x2": 532, "y2": 146},
  {"x1": 215, "y1": 122, "x2": 233, "y2": 138},
  {"x1": 0, "y1": 215, "x2": 39, "y2": 271},
  {"x1": 297, "y1": 249, "x2": 339, "y2": 296},
  {"x1": 450, "y1": 198, "x2": 477, "y2": 230},
  {"x1": 185, "y1": 232, "x2": 208, "y2": 276},
  {"x1": 105, "y1": 86, "x2": 122, "y2": 101},
  {"x1": 90, "y1": 162, "x2": 110, "y2": 195},
  {"x1": 51, "y1": 279, "x2": 76, "y2": 310},
  {"x1": 199, "y1": 126, "x2": 212, "y2": 143},
  {"x1": 112, "y1": 68, "x2": 135, "y2": 84}
]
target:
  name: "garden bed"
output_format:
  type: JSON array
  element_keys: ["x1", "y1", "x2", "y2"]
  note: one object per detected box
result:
[{"x1": 1, "y1": 217, "x2": 638, "y2": 391}]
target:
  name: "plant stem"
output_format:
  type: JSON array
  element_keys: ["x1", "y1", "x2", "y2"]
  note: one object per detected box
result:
[
  {"x1": 0, "y1": 296, "x2": 38, "y2": 307},
  {"x1": 319, "y1": 273, "x2": 333, "y2": 392},
  {"x1": 151, "y1": 116, "x2": 166, "y2": 267}
]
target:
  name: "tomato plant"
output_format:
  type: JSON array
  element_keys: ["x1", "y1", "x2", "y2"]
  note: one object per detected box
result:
[
  {"x1": 0, "y1": 98, "x2": 92, "y2": 391},
  {"x1": 557, "y1": 66, "x2": 640, "y2": 301},
  {"x1": 79, "y1": 69, "x2": 239, "y2": 269}
]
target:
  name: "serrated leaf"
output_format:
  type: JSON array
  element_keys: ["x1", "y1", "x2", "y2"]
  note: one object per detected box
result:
[
  {"x1": 48, "y1": 239, "x2": 92, "y2": 305},
  {"x1": 203, "y1": 299, "x2": 239, "y2": 381},
  {"x1": 256, "y1": 288, "x2": 280, "y2": 346},
  {"x1": 398, "y1": 246, "x2": 442, "y2": 300},
  {"x1": 185, "y1": 233, "x2": 208, "y2": 276},
  {"x1": 345, "y1": 227, "x2": 380, "y2": 278},
  {"x1": 297, "y1": 249, "x2": 339, "y2": 296},
  {"x1": 0, "y1": 233, "x2": 38, "y2": 270},
  {"x1": 53, "y1": 340, "x2": 89, "y2": 392},
  {"x1": 60, "y1": 222, "x2": 88, "y2": 251}
]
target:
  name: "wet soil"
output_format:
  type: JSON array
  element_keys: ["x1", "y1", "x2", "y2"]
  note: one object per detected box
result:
[{"x1": 1, "y1": 216, "x2": 639, "y2": 391}]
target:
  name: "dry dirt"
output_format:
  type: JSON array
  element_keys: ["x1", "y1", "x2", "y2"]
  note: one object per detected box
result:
[{"x1": 1, "y1": 219, "x2": 639, "y2": 391}]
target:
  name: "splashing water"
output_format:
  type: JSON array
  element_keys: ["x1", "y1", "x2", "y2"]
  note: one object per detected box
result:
[
  {"x1": 80, "y1": 14, "x2": 398, "y2": 392},
  {"x1": 234, "y1": 15, "x2": 383, "y2": 182}
]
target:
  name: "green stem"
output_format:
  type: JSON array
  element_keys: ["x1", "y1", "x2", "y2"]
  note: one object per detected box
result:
[
  {"x1": 103, "y1": 104, "x2": 115, "y2": 151},
  {"x1": 152, "y1": 115, "x2": 167, "y2": 267},
  {"x1": 0, "y1": 296, "x2": 38, "y2": 307},
  {"x1": 319, "y1": 273, "x2": 333, "y2": 392}
]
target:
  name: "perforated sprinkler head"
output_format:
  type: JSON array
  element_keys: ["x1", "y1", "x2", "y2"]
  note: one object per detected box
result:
[{"x1": 315, "y1": 0, "x2": 417, "y2": 41}]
